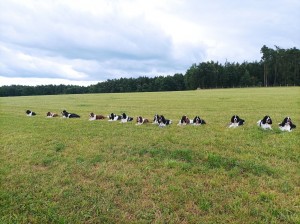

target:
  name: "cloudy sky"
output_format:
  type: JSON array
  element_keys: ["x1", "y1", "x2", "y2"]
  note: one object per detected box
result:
[{"x1": 1, "y1": 0, "x2": 299, "y2": 86}]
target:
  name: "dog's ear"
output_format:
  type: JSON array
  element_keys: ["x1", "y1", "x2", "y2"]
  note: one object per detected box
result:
[
  {"x1": 269, "y1": 118, "x2": 272, "y2": 124},
  {"x1": 279, "y1": 120, "x2": 285, "y2": 127}
]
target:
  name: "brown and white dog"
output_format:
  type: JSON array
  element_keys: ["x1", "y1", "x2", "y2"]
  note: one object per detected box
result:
[
  {"x1": 89, "y1": 112, "x2": 105, "y2": 121},
  {"x1": 178, "y1": 115, "x2": 192, "y2": 125},
  {"x1": 46, "y1": 112, "x2": 58, "y2": 118},
  {"x1": 136, "y1": 116, "x2": 149, "y2": 125}
]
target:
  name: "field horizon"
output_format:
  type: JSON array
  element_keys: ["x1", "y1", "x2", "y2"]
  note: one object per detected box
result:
[{"x1": 1, "y1": 87, "x2": 299, "y2": 223}]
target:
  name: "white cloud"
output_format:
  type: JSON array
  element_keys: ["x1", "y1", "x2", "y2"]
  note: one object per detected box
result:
[{"x1": 0, "y1": 0, "x2": 299, "y2": 86}]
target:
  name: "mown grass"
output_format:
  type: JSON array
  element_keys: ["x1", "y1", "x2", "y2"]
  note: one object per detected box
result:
[{"x1": 0, "y1": 87, "x2": 299, "y2": 223}]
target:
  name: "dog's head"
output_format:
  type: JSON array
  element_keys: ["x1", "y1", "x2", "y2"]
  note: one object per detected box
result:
[
  {"x1": 137, "y1": 116, "x2": 143, "y2": 123},
  {"x1": 180, "y1": 115, "x2": 189, "y2": 124},
  {"x1": 26, "y1": 110, "x2": 31, "y2": 115},
  {"x1": 90, "y1": 112, "x2": 95, "y2": 118},
  {"x1": 153, "y1": 114, "x2": 160, "y2": 122},
  {"x1": 122, "y1": 113, "x2": 127, "y2": 119},
  {"x1": 193, "y1": 116, "x2": 200, "y2": 124},
  {"x1": 231, "y1": 115, "x2": 240, "y2": 123},
  {"x1": 262, "y1": 115, "x2": 272, "y2": 124},
  {"x1": 108, "y1": 113, "x2": 115, "y2": 119},
  {"x1": 46, "y1": 112, "x2": 51, "y2": 116}
]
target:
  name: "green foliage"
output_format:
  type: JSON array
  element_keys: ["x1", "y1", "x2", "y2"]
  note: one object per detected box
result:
[
  {"x1": 0, "y1": 87, "x2": 299, "y2": 223},
  {"x1": 1, "y1": 46, "x2": 299, "y2": 97}
]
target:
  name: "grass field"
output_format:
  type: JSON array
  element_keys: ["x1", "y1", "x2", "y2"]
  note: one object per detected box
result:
[{"x1": 0, "y1": 87, "x2": 299, "y2": 223}]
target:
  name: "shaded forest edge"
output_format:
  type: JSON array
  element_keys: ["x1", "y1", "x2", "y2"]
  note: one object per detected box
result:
[{"x1": 1, "y1": 45, "x2": 299, "y2": 97}]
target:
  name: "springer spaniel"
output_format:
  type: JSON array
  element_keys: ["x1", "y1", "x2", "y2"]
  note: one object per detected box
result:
[
  {"x1": 46, "y1": 112, "x2": 58, "y2": 118},
  {"x1": 178, "y1": 115, "x2": 193, "y2": 125},
  {"x1": 136, "y1": 116, "x2": 149, "y2": 125},
  {"x1": 89, "y1": 112, "x2": 105, "y2": 121},
  {"x1": 193, "y1": 116, "x2": 206, "y2": 125},
  {"x1": 121, "y1": 113, "x2": 134, "y2": 123},
  {"x1": 228, "y1": 115, "x2": 245, "y2": 128},
  {"x1": 61, "y1": 110, "x2": 80, "y2": 118},
  {"x1": 279, "y1": 117, "x2": 296, "y2": 132},
  {"x1": 152, "y1": 114, "x2": 161, "y2": 124},
  {"x1": 257, "y1": 115, "x2": 272, "y2": 130},
  {"x1": 26, "y1": 110, "x2": 36, "y2": 116},
  {"x1": 158, "y1": 115, "x2": 172, "y2": 127},
  {"x1": 108, "y1": 113, "x2": 122, "y2": 121}
]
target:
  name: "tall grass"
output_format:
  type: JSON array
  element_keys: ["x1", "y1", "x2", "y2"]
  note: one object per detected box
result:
[{"x1": 0, "y1": 87, "x2": 299, "y2": 223}]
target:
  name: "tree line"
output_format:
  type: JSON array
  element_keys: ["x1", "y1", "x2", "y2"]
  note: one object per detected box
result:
[{"x1": 1, "y1": 45, "x2": 299, "y2": 97}]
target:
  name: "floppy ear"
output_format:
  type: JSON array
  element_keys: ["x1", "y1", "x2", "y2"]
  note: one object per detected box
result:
[
  {"x1": 279, "y1": 120, "x2": 285, "y2": 127},
  {"x1": 269, "y1": 118, "x2": 272, "y2": 124}
]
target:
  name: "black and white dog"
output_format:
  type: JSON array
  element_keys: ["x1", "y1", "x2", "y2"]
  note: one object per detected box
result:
[
  {"x1": 136, "y1": 116, "x2": 149, "y2": 125},
  {"x1": 26, "y1": 110, "x2": 36, "y2": 116},
  {"x1": 178, "y1": 115, "x2": 193, "y2": 125},
  {"x1": 46, "y1": 112, "x2": 58, "y2": 117},
  {"x1": 279, "y1": 117, "x2": 296, "y2": 132},
  {"x1": 228, "y1": 115, "x2": 245, "y2": 128},
  {"x1": 158, "y1": 115, "x2": 172, "y2": 127},
  {"x1": 108, "y1": 113, "x2": 122, "y2": 121},
  {"x1": 121, "y1": 113, "x2": 134, "y2": 123},
  {"x1": 193, "y1": 116, "x2": 206, "y2": 125},
  {"x1": 257, "y1": 115, "x2": 272, "y2": 130},
  {"x1": 61, "y1": 110, "x2": 80, "y2": 118},
  {"x1": 152, "y1": 114, "x2": 161, "y2": 124}
]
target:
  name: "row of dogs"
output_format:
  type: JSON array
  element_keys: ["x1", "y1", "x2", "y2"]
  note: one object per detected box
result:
[{"x1": 26, "y1": 110, "x2": 296, "y2": 132}]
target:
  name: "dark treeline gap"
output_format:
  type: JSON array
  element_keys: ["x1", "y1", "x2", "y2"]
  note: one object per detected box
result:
[{"x1": 1, "y1": 45, "x2": 299, "y2": 97}]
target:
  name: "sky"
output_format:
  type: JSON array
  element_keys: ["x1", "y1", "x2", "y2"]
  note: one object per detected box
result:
[{"x1": 0, "y1": 0, "x2": 299, "y2": 86}]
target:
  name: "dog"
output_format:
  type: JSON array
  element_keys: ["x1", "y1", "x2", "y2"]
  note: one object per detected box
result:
[
  {"x1": 121, "y1": 113, "x2": 134, "y2": 123},
  {"x1": 152, "y1": 114, "x2": 161, "y2": 124},
  {"x1": 108, "y1": 113, "x2": 122, "y2": 121},
  {"x1": 46, "y1": 112, "x2": 58, "y2": 117},
  {"x1": 178, "y1": 115, "x2": 193, "y2": 125},
  {"x1": 158, "y1": 115, "x2": 172, "y2": 127},
  {"x1": 228, "y1": 115, "x2": 245, "y2": 128},
  {"x1": 61, "y1": 110, "x2": 80, "y2": 118},
  {"x1": 257, "y1": 115, "x2": 272, "y2": 130},
  {"x1": 136, "y1": 116, "x2": 149, "y2": 125},
  {"x1": 193, "y1": 116, "x2": 206, "y2": 125},
  {"x1": 26, "y1": 110, "x2": 36, "y2": 116},
  {"x1": 89, "y1": 112, "x2": 105, "y2": 121},
  {"x1": 279, "y1": 117, "x2": 296, "y2": 132}
]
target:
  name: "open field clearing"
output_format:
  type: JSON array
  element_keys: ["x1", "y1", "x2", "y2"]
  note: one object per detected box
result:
[{"x1": 0, "y1": 87, "x2": 299, "y2": 223}]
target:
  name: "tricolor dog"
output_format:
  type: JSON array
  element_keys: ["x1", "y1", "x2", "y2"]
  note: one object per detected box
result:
[
  {"x1": 121, "y1": 113, "x2": 134, "y2": 123},
  {"x1": 89, "y1": 112, "x2": 105, "y2": 121},
  {"x1": 108, "y1": 113, "x2": 122, "y2": 121},
  {"x1": 61, "y1": 110, "x2": 80, "y2": 118},
  {"x1": 279, "y1": 117, "x2": 296, "y2": 132},
  {"x1": 193, "y1": 116, "x2": 206, "y2": 125},
  {"x1": 257, "y1": 115, "x2": 272, "y2": 130},
  {"x1": 136, "y1": 116, "x2": 149, "y2": 125},
  {"x1": 46, "y1": 112, "x2": 58, "y2": 117},
  {"x1": 228, "y1": 115, "x2": 245, "y2": 128},
  {"x1": 26, "y1": 110, "x2": 36, "y2": 116}
]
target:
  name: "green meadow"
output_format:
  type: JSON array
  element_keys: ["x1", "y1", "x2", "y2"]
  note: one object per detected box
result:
[{"x1": 0, "y1": 87, "x2": 299, "y2": 223}]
